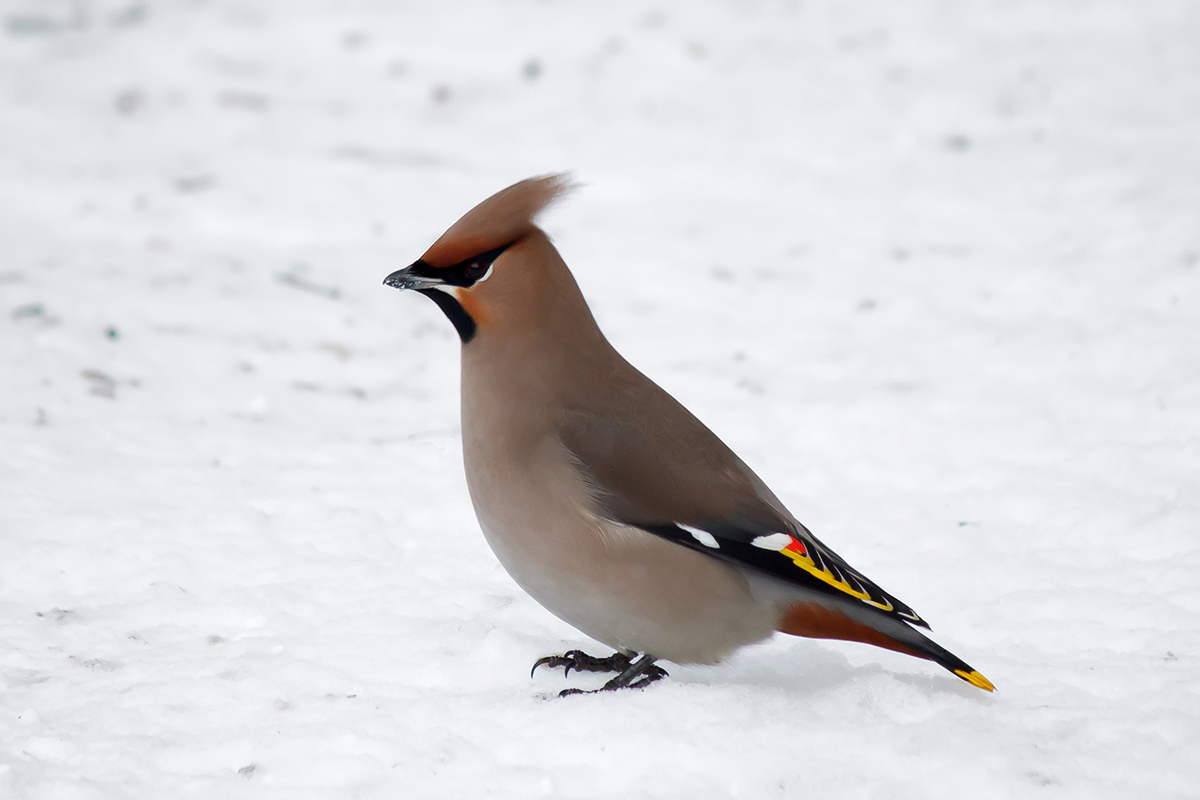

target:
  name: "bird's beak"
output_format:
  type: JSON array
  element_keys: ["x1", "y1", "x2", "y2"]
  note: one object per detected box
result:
[{"x1": 383, "y1": 260, "x2": 444, "y2": 291}]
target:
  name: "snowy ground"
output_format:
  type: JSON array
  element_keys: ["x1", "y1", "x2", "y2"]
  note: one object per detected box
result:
[{"x1": 2, "y1": 0, "x2": 1199, "y2": 797}]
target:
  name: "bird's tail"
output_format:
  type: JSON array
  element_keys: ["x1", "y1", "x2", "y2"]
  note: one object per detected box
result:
[{"x1": 779, "y1": 600, "x2": 995, "y2": 691}]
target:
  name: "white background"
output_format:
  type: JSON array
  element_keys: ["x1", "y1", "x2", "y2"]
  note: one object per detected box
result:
[{"x1": 2, "y1": 1, "x2": 1197, "y2": 797}]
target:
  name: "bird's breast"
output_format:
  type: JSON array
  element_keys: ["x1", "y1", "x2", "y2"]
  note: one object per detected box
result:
[{"x1": 459, "y1": 406, "x2": 778, "y2": 663}]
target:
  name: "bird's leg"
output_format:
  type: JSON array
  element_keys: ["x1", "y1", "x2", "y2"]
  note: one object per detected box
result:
[
  {"x1": 609, "y1": 655, "x2": 669, "y2": 690},
  {"x1": 558, "y1": 654, "x2": 668, "y2": 697},
  {"x1": 531, "y1": 649, "x2": 634, "y2": 678}
]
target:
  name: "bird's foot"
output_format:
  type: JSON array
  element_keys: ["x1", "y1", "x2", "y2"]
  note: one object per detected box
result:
[
  {"x1": 531, "y1": 649, "x2": 634, "y2": 678},
  {"x1": 554, "y1": 654, "x2": 668, "y2": 697}
]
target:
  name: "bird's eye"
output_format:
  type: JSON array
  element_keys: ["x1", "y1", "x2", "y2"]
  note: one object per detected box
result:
[{"x1": 452, "y1": 244, "x2": 508, "y2": 286}]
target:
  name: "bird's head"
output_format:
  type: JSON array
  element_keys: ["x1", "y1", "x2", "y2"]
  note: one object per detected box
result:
[{"x1": 384, "y1": 174, "x2": 575, "y2": 344}]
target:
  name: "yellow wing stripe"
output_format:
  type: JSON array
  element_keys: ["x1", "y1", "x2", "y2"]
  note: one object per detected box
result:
[
  {"x1": 954, "y1": 670, "x2": 996, "y2": 692},
  {"x1": 780, "y1": 541, "x2": 895, "y2": 613}
]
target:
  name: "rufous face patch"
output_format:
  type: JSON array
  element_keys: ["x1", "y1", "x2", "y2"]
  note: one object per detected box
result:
[{"x1": 455, "y1": 287, "x2": 490, "y2": 328}]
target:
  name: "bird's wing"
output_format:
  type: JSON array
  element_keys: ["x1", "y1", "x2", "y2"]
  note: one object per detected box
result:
[
  {"x1": 560, "y1": 407, "x2": 930, "y2": 630},
  {"x1": 638, "y1": 521, "x2": 929, "y2": 628}
]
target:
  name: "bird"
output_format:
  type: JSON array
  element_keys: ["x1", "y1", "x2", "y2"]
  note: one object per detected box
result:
[{"x1": 384, "y1": 175, "x2": 994, "y2": 696}]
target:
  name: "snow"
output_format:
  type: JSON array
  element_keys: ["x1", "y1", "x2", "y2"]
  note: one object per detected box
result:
[{"x1": 2, "y1": 0, "x2": 1198, "y2": 797}]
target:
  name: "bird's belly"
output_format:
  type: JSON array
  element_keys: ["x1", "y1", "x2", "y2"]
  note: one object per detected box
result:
[{"x1": 464, "y1": 439, "x2": 779, "y2": 664}]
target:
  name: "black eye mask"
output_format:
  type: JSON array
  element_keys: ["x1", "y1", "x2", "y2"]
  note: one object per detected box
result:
[{"x1": 407, "y1": 245, "x2": 510, "y2": 288}]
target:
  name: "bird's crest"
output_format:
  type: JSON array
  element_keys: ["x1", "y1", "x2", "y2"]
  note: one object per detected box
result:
[{"x1": 421, "y1": 174, "x2": 576, "y2": 268}]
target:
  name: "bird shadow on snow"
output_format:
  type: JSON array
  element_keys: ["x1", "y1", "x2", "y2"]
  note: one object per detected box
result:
[{"x1": 674, "y1": 642, "x2": 858, "y2": 695}]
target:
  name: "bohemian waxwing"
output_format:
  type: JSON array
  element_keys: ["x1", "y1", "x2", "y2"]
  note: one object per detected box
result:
[{"x1": 384, "y1": 175, "x2": 994, "y2": 695}]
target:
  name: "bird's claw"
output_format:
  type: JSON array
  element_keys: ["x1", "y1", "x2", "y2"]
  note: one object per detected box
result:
[
  {"x1": 557, "y1": 664, "x2": 669, "y2": 697},
  {"x1": 531, "y1": 649, "x2": 634, "y2": 678}
]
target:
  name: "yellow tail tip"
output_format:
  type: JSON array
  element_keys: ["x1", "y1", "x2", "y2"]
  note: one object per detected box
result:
[{"x1": 954, "y1": 669, "x2": 995, "y2": 692}]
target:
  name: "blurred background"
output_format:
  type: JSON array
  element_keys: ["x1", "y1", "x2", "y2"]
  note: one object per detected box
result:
[{"x1": 2, "y1": 1, "x2": 1198, "y2": 797}]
